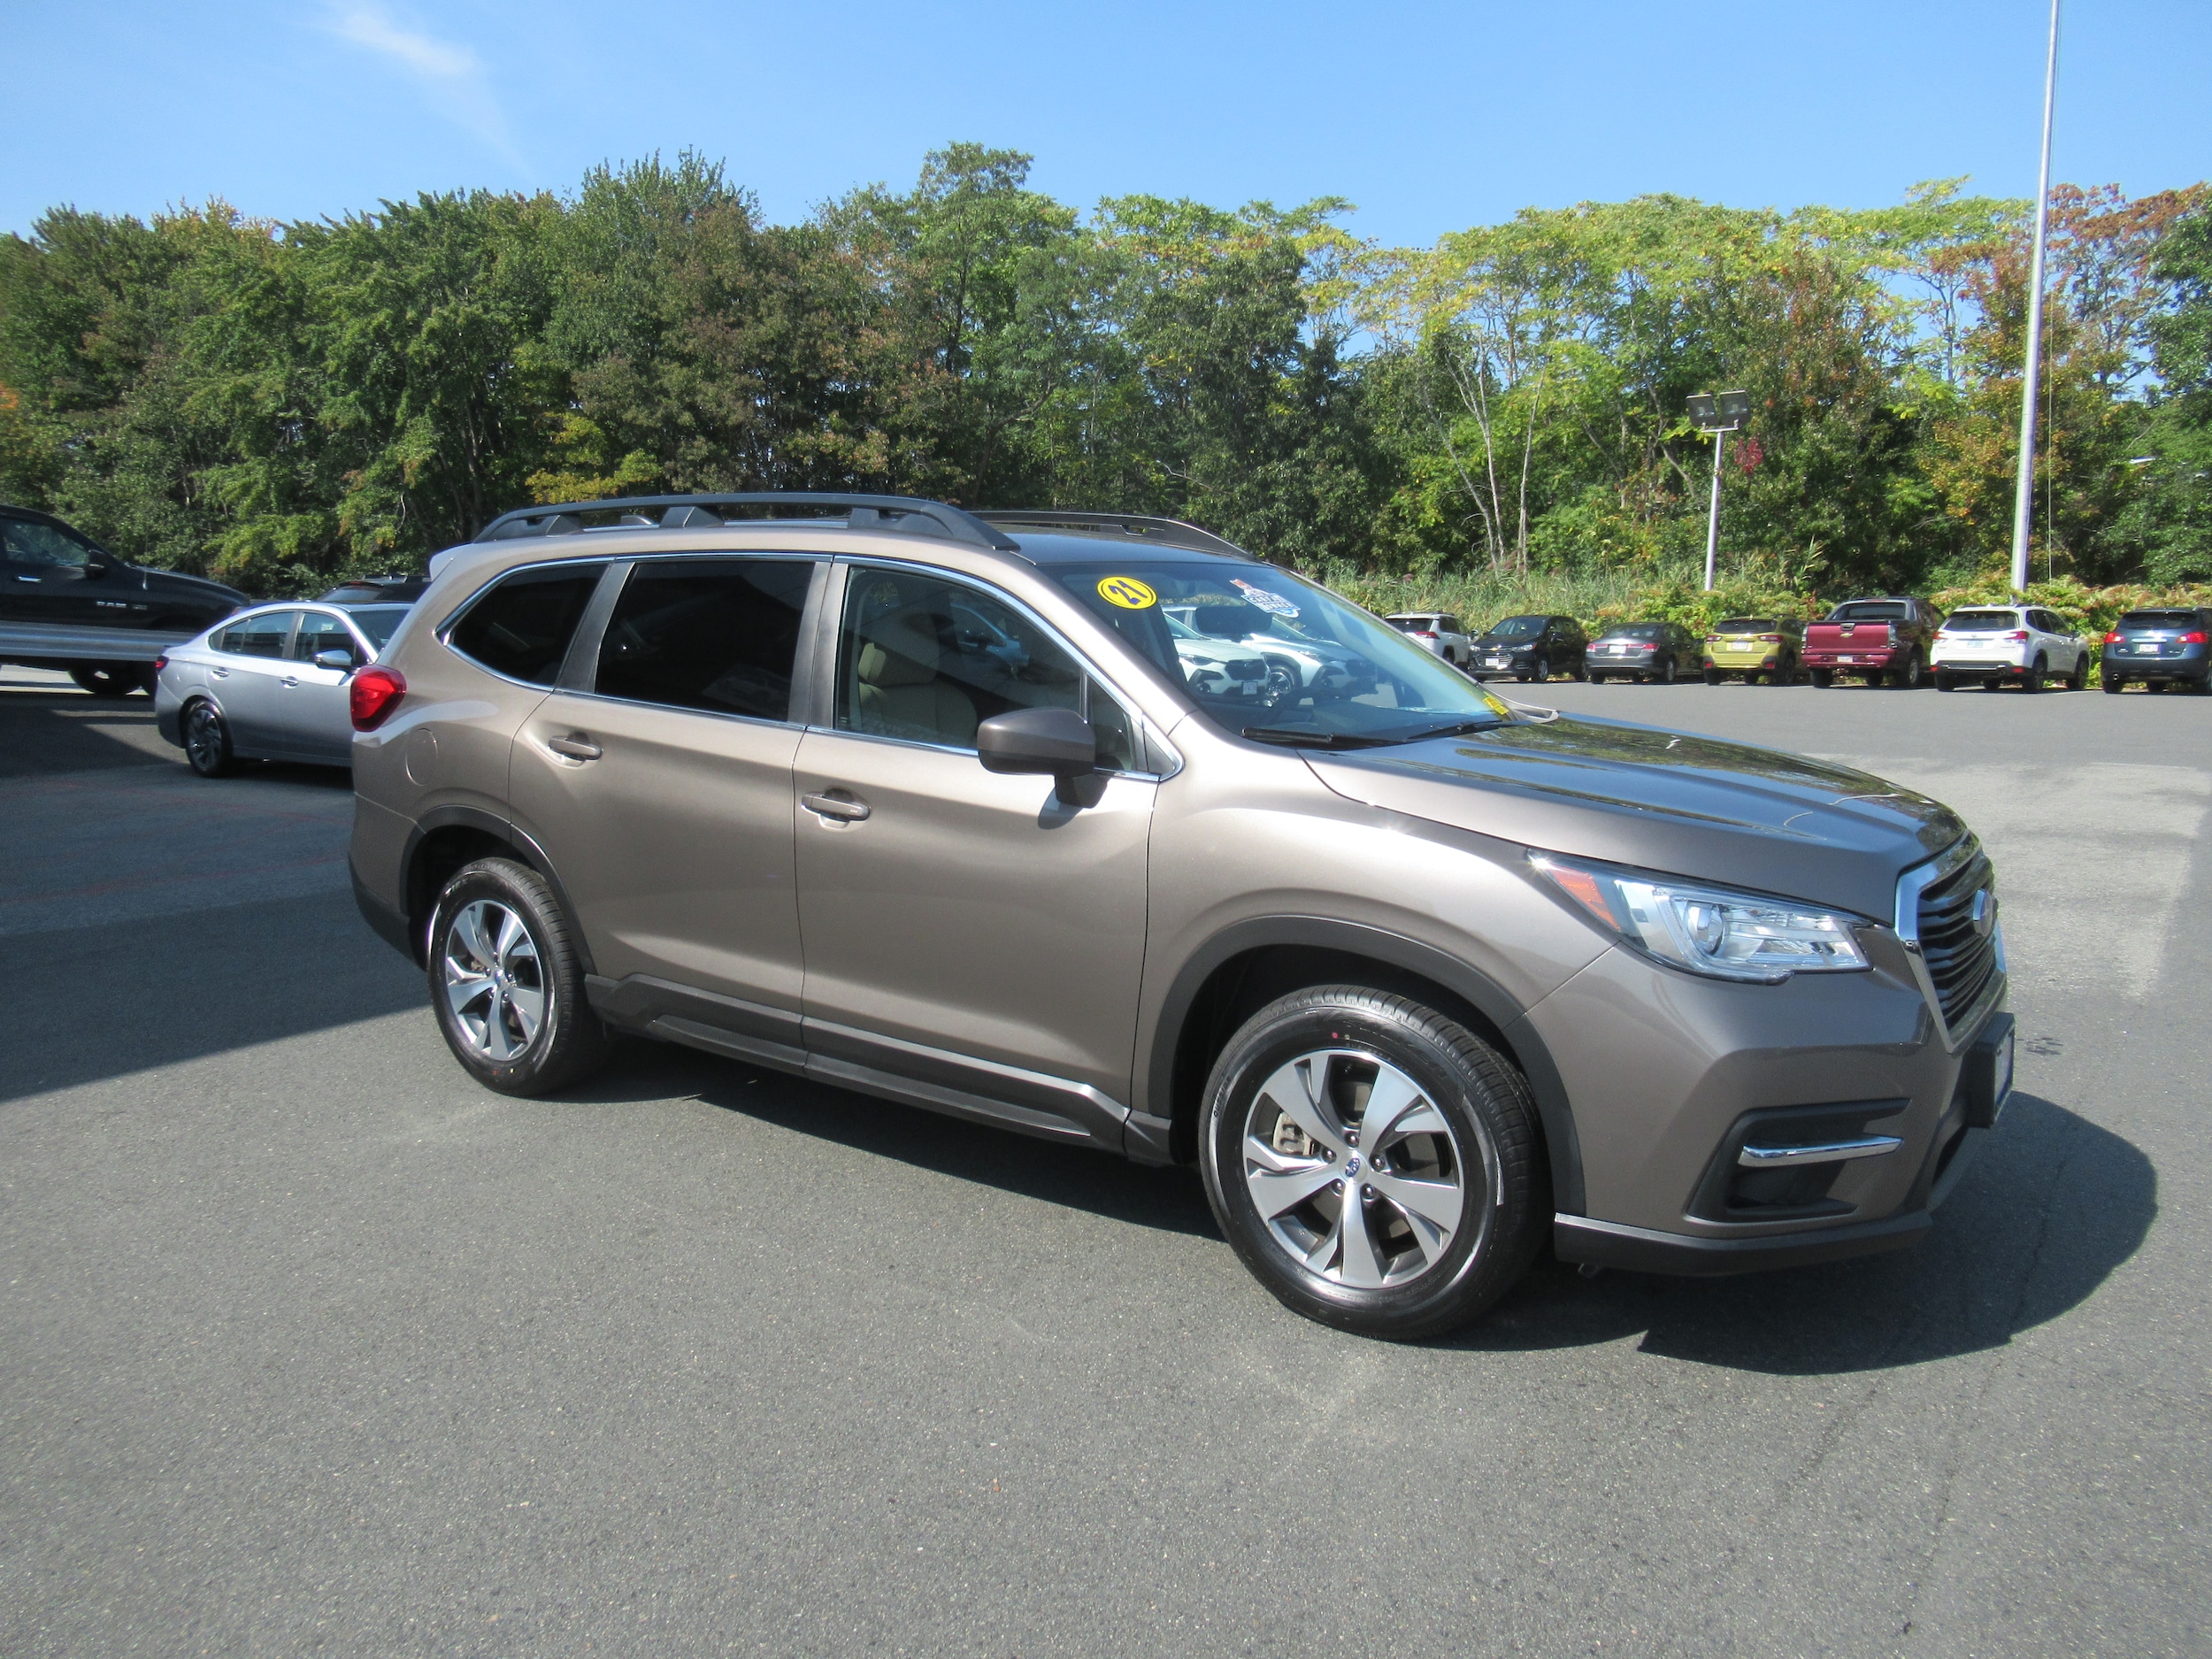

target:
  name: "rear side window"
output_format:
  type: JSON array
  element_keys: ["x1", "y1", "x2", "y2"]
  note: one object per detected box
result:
[
  {"x1": 594, "y1": 558, "x2": 815, "y2": 721},
  {"x1": 448, "y1": 563, "x2": 608, "y2": 686},
  {"x1": 217, "y1": 611, "x2": 296, "y2": 657}
]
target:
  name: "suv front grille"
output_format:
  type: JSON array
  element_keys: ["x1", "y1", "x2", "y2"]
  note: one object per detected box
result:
[{"x1": 1916, "y1": 841, "x2": 1999, "y2": 1030}]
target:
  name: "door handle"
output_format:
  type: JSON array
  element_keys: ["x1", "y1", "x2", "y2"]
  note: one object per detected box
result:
[
  {"x1": 211, "y1": 667, "x2": 229, "y2": 679},
  {"x1": 280, "y1": 675, "x2": 299, "y2": 687},
  {"x1": 802, "y1": 790, "x2": 871, "y2": 823},
  {"x1": 547, "y1": 733, "x2": 603, "y2": 761}
]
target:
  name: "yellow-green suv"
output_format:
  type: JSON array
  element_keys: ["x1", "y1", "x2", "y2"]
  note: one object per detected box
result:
[{"x1": 1701, "y1": 617, "x2": 1805, "y2": 684}]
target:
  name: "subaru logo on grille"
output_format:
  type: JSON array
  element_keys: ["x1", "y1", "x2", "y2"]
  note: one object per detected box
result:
[{"x1": 1970, "y1": 889, "x2": 1995, "y2": 937}]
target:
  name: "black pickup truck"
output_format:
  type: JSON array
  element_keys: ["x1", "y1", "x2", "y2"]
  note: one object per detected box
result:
[{"x1": 0, "y1": 504, "x2": 247, "y2": 695}]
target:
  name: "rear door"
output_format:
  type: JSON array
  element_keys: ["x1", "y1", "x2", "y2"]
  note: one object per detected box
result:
[
  {"x1": 507, "y1": 556, "x2": 819, "y2": 1050},
  {"x1": 791, "y1": 563, "x2": 1156, "y2": 1132},
  {"x1": 212, "y1": 610, "x2": 299, "y2": 749}
]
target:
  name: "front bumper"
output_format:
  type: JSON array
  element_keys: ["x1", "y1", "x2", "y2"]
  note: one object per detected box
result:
[{"x1": 1529, "y1": 931, "x2": 2009, "y2": 1277}]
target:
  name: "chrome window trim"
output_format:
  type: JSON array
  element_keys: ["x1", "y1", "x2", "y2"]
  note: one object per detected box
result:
[
  {"x1": 1893, "y1": 834, "x2": 2007, "y2": 1053},
  {"x1": 827, "y1": 555, "x2": 1171, "y2": 782}
]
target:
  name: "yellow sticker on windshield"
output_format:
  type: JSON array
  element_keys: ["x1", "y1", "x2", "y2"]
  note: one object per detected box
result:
[{"x1": 1097, "y1": 576, "x2": 1157, "y2": 610}]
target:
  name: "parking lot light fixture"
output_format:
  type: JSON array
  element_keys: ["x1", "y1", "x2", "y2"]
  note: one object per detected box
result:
[{"x1": 1688, "y1": 391, "x2": 1752, "y2": 591}]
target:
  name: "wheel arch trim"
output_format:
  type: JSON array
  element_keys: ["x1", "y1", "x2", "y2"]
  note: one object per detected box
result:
[
  {"x1": 1141, "y1": 915, "x2": 1586, "y2": 1212},
  {"x1": 400, "y1": 805, "x2": 596, "y2": 976}
]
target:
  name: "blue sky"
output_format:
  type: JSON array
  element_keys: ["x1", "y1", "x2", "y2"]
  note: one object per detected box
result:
[{"x1": 4, "y1": 0, "x2": 2206, "y2": 246}]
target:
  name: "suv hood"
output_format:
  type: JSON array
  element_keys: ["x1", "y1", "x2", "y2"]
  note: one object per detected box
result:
[{"x1": 1303, "y1": 714, "x2": 1962, "y2": 919}]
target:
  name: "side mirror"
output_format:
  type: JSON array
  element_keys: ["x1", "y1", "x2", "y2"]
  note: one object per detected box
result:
[
  {"x1": 976, "y1": 707, "x2": 1094, "y2": 780},
  {"x1": 313, "y1": 649, "x2": 357, "y2": 672}
]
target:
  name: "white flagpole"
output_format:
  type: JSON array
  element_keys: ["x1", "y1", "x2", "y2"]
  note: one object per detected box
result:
[{"x1": 2008, "y1": 0, "x2": 2061, "y2": 594}]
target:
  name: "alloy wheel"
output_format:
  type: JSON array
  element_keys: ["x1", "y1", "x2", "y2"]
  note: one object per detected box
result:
[
  {"x1": 441, "y1": 899, "x2": 548, "y2": 1062},
  {"x1": 1240, "y1": 1048, "x2": 1476, "y2": 1290},
  {"x1": 184, "y1": 703, "x2": 227, "y2": 772}
]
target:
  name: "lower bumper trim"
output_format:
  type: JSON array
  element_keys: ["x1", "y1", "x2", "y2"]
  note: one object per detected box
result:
[{"x1": 1552, "y1": 1209, "x2": 1930, "y2": 1277}]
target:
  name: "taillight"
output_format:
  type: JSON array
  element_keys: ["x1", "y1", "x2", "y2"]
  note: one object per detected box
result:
[
  {"x1": 152, "y1": 654, "x2": 168, "y2": 671},
  {"x1": 2184, "y1": 631, "x2": 2208, "y2": 645},
  {"x1": 2103, "y1": 632, "x2": 2122, "y2": 644},
  {"x1": 1412, "y1": 630, "x2": 1436, "y2": 638},
  {"x1": 349, "y1": 665, "x2": 406, "y2": 730},
  {"x1": 2007, "y1": 630, "x2": 2030, "y2": 641},
  {"x1": 1758, "y1": 634, "x2": 1782, "y2": 643}
]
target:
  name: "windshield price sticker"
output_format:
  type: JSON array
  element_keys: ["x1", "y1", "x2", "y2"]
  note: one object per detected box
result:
[
  {"x1": 1233, "y1": 579, "x2": 1300, "y2": 618},
  {"x1": 1097, "y1": 576, "x2": 1157, "y2": 610}
]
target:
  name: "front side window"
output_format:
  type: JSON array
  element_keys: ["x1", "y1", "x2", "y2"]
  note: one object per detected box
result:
[
  {"x1": 447, "y1": 562, "x2": 608, "y2": 686},
  {"x1": 1053, "y1": 561, "x2": 1515, "y2": 748},
  {"x1": 836, "y1": 567, "x2": 1085, "y2": 751},
  {"x1": 2, "y1": 518, "x2": 96, "y2": 570},
  {"x1": 594, "y1": 558, "x2": 814, "y2": 721},
  {"x1": 217, "y1": 611, "x2": 296, "y2": 658},
  {"x1": 291, "y1": 611, "x2": 358, "y2": 664}
]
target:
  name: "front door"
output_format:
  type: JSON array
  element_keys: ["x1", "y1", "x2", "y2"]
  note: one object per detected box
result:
[
  {"x1": 0, "y1": 518, "x2": 107, "y2": 629},
  {"x1": 279, "y1": 609, "x2": 362, "y2": 764},
  {"x1": 507, "y1": 557, "x2": 818, "y2": 1048},
  {"x1": 793, "y1": 565, "x2": 1155, "y2": 1125}
]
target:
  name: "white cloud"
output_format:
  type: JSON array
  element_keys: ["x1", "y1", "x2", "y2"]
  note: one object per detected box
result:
[{"x1": 323, "y1": 4, "x2": 518, "y2": 162}]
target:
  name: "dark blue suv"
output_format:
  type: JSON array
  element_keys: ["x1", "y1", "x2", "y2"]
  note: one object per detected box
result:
[{"x1": 2101, "y1": 607, "x2": 2212, "y2": 694}]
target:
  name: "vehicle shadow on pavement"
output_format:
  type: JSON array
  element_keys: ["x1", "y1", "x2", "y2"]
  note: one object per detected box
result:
[
  {"x1": 570, "y1": 1041, "x2": 1227, "y2": 1240},
  {"x1": 1459, "y1": 1093, "x2": 2155, "y2": 1373},
  {"x1": 0, "y1": 685, "x2": 173, "y2": 778}
]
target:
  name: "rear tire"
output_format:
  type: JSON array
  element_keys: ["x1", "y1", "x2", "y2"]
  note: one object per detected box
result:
[
  {"x1": 1809, "y1": 669, "x2": 1834, "y2": 688},
  {"x1": 2102, "y1": 672, "x2": 2125, "y2": 694},
  {"x1": 1935, "y1": 672, "x2": 1957, "y2": 693},
  {"x1": 182, "y1": 698, "x2": 236, "y2": 778},
  {"x1": 2067, "y1": 656, "x2": 2088, "y2": 691},
  {"x1": 1701, "y1": 665, "x2": 1721, "y2": 686},
  {"x1": 2023, "y1": 655, "x2": 2047, "y2": 694},
  {"x1": 1198, "y1": 986, "x2": 1546, "y2": 1340},
  {"x1": 428, "y1": 856, "x2": 611, "y2": 1097},
  {"x1": 1659, "y1": 657, "x2": 1677, "y2": 685},
  {"x1": 70, "y1": 664, "x2": 150, "y2": 698}
]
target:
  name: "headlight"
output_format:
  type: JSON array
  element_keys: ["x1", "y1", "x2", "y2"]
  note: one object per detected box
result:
[{"x1": 1530, "y1": 852, "x2": 1870, "y2": 982}]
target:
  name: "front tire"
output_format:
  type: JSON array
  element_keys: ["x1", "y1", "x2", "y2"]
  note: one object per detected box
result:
[
  {"x1": 1198, "y1": 987, "x2": 1546, "y2": 1340},
  {"x1": 429, "y1": 857, "x2": 610, "y2": 1096}
]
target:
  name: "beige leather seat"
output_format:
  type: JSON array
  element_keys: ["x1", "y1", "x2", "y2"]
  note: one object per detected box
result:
[{"x1": 853, "y1": 609, "x2": 979, "y2": 746}]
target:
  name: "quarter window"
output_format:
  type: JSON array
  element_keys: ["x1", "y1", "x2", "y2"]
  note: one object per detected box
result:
[
  {"x1": 594, "y1": 558, "x2": 814, "y2": 722},
  {"x1": 217, "y1": 611, "x2": 296, "y2": 658},
  {"x1": 447, "y1": 563, "x2": 608, "y2": 686}
]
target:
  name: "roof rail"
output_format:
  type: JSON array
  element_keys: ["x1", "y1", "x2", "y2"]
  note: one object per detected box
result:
[
  {"x1": 976, "y1": 509, "x2": 1253, "y2": 560},
  {"x1": 472, "y1": 493, "x2": 1018, "y2": 552}
]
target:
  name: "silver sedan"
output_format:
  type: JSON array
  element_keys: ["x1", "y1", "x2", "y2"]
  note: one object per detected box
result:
[{"x1": 155, "y1": 602, "x2": 411, "y2": 775}]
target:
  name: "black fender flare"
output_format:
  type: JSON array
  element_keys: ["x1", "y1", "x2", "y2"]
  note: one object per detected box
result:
[
  {"x1": 400, "y1": 805, "x2": 597, "y2": 977},
  {"x1": 1141, "y1": 916, "x2": 1585, "y2": 1213}
]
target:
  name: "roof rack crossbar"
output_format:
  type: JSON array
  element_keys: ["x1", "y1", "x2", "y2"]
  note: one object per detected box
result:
[
  {"x1": 974, "y1": 509, "x2": 1251, "y2": 560},
  {"x1": 472, "y1": 493, "x2": 1018, "y2": 552}
]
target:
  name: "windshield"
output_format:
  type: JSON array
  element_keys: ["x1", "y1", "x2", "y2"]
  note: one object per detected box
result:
[
  {"x1": 1053, "y1": 562, "x2": 1516, "y2": 746},
  {"x1": 1482, "y1": 615, "x2": 1546, "y2": 640},
  {"x1": 1944, "y1": 611, "x2": 2017, "y2": 630},
  {"x1": 343, "y1": 604, "x2": 411, "y2": 649}
]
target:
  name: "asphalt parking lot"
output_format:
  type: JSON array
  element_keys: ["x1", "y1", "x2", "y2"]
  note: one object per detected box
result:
[{"x1": 3, "y1": 665, "x2": 2206, "y2": 1657}]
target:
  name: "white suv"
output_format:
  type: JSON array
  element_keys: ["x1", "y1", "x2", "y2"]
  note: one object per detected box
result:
[
  {"x1": 1387, "y1": 613, "x2": 1473, "y2": 669},
  {"x1": 1932, "y1": 606, "x2": 2087, "y2": 693}
]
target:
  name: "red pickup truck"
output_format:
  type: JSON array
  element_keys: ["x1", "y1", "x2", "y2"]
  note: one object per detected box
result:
[{"x1": 1802, "y1": 597, "x2": 1942, "y2": 688}]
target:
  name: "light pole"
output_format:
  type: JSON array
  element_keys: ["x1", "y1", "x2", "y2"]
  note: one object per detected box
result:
[
  {"x1": 1686, "y1": 390, "x2": 1753, "y2": 591},
  {"x1": 2008, "y1": 0, "x2": 2062, "y2": 595}
]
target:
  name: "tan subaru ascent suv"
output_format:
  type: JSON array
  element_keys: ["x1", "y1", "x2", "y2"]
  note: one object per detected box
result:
[{"x1": 348, "y1": 494, "x2": 2014, "y2": 1339}]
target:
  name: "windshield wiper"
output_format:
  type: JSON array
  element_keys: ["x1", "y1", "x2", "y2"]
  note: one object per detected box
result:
[
  {"x1": 1376, "y1": 718, "x2": 1506, "y2": 745},
  {"x1": 1240, "y1": 725, "x2": 1396, "y2": 749}
]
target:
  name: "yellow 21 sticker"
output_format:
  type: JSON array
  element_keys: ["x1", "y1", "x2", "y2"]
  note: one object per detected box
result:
[{"x1": 1097, "y1": 576, "x2": 1157, "y2": 610}]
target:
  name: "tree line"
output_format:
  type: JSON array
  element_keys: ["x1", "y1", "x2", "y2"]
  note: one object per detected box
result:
[{"x1": 0, "y1": 145, "x2": 2205, "y2": 600}]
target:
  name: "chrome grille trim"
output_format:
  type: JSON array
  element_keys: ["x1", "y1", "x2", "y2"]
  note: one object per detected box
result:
[{"x1": 1895, "y1": 834, "x2": 2006, "y2": 1050}]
